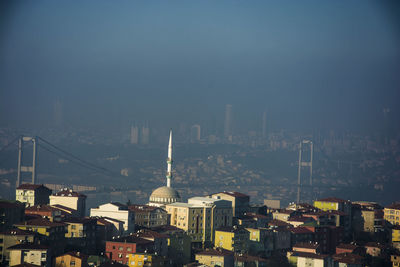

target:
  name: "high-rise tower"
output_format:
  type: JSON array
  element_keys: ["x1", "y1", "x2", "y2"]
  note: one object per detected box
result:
[
  {"x1": 130, "y1": 125, "x2": 139, "y2": 144},
  {"x1": 141, "y1": 123, "x2": 150, "y2": 145},
  {"x1": 224, "y1": 104, "x2": 233, "y2": 140},
  {"x1": 262, "y1": 111, "x2": 267, "y2": 139},
  {"x1": 190, "y1": 124, "x2": 201, "y2": 142}
]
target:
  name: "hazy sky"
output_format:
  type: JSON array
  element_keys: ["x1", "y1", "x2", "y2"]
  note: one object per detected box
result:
[{"x1": 1, "y1": 1, "x2": 399, "y2": 132}]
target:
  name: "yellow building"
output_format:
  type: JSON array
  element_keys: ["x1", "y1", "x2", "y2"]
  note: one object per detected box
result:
[
  {"x1": 385, "y1": 203, "x2": 400, "y2": 226},
  {"x1": 165, "y1": 197, "x2": 232, "y2": 246},
  {"x1": 392, "y1": 226, "x2": 400, "y2": 243},
  {"x1": 16, "y1": 184, "x2": 52, "y2": 208},
  {"x1": 55, "y1": 252, "x2": 88, "y2": 267},
  {"x1": 195, "y1": 248, "x2": 234, "y2": 267},
  {"x1": 127, "y1": 253, "x2": 163, "y2": 267},
  {"x1": 214, "y1": 226, "x2": 249, "y2": 253}
]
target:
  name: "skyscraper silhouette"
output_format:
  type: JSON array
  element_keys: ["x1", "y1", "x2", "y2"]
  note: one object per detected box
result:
[
  {"x1": 262, "y1": 111, "x2": 267, "y2": 139},
  {"x1": 224, "y1": 104, "x2": 233, "y2": 141},
  {"x1": 130, "y1": 125, "x2": 139, "y2": 144}
]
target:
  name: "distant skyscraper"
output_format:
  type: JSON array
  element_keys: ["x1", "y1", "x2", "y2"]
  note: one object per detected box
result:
[
  {"x1": 130, "y1": 125, "x2": 139, "y2": 144},
  {"x1": 262, "y1": 111, "x2": 267, "y2": 138},
  {"x1": 190, "y1": 124, "x2": 201, "y2": 142},
  {"x1": 141, "y1": 123, "x2": 150, "y2": 145},
  {"x1": 224, "y1": 104, "x2": 233, "y2": 140},
  {"x1": 53, "y1": 99, "x2": 63, "y2": 127}
]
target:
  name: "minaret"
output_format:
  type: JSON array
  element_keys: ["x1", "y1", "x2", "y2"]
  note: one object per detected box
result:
[{"x1": 166, "y1": 130, "x2": 173, "y2": 187}]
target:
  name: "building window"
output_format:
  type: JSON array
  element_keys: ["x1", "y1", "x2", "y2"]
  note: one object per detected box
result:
[
  {"x1": 71, "y1": 261, "x2": 75, "y2": 266},
  {"x1": 119, "y1": 247, "x2": 123, "y2": 251},
  {"x1": 118, "y1": 254, "x2": 123, "y2": 258}
]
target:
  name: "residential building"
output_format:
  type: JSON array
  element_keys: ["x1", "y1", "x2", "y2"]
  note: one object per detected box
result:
[
  {"x1": 16, "y1": 184, "x2": 52, "y2": 208},
  {"x1": 314, "y1": 197, "x2": 352, "y2": 238},
  {"x1": 352, "y1": 201, "x2": 384, "y2": 233},
  {"x1": 289, "y1": 252, "x2": 332, "y2": 267},
  {"x1": 234, "y1": 254, "x2": 267, "y2": 267},
  {"x1": 165, "y1": 197, "x2": 232, "y2": 246},
  {"x1": 0, "y1": 200, "x2": 25, "y2": 232},
  {"x1": 127, "y1": 253, "x2": 164, "y2": 267},
  {"x1": 151, "y1": 225, "x2": 192, "y2": 266},
  {"x1": 335, "y1": 243, "x2": 360, "y2": 255},
  {"x1": 384, "y1": 203, "x2": 400, "y2": 226},
  {"x1": 195, "y1": 248, "x2": 234, "y2": 267},
  {"x1": 364, "y1": 242, "x2": 383, "y2": 257},
  {"x1": 0, "y1": 228, "x2": 35, "y2": 265},
  {"x1": 49, "y1": 188, "x2": 86, "y2": 217},
  {"x1": 90, "y1": 202, "x2": 135, "y2": 233},
  {"x1": 105, "y1": 236, "x2": 154, "y2": 265},
  {"x1": 302, "y1": 224, "x2": 344, "y2": 254},
  {"x1": 391, "y1": 254, "x2": 400, "y2": 267},
  {"x1": 293, "y1": 242, "x2": 320, "y2": 254},
  {"x1": 214, "y1": 226, "x2": 249, "y2": 253},
  {"x1": 272, "y1": 209, "x2": 296, "y2": 222},
  {"x1": 55, "y1": 251, "x2": 89, "y2": 267},
  {"x1": 95, "y1": 216, "x2": 124, "y2": 241},
  {"x1": 14, "y1": 217, "x2": 66, "y2": 254},
  {"x1": 392, "y1": 225, "x2": 400, "y2": 249},
  {"x1": 25, "y1": 204, "x2": 65, "y2": 222},
  {"x1": 246, "y1": 228, "x2": 274, "y2": 256},
  {"x1": 211, "y1": 191, "x2": 249, "y2": 217},
  {"x1": 289, "y1": 227, "x2": 315, "y2": 247},
  {"x1": 8, "y1": 243, "x2": 50, "y2": 267},
  {"x1": 133, "y1": 229, "x2": 168, "y2": 257},
  {"x1": 64, "y1": 217, "x2": 98, "y2": 254},
  {"x1": 128, "y1": 204, "x2": 168, "y2": 228},
  {"x1": 332, "y1": 253, "x2": 364, "y2": 267}
]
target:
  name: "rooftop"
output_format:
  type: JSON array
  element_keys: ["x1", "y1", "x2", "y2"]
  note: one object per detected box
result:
[
  {"x1": 196, "y1": 248, "x2": 234, "y2": 257},
  {"x1": 316, "y1": 197, "x2": 348, "y2": 203},
  {"x1": 15, "y1": 217, "x2": 65, "y2": 227},
  {"x1": 268, "y1": 219, "x2": 292, "y2": 228},
  {"x1": 333, "y1": 253, "x2": 364, "y2": 264},
  {"x1": 336, "y1": 243, "x2": 358, "y2": 250},
  {"x1": 289, "y1": 227, "x2": 313, "y2": 234},
  {"x1": 110, "y1": 235, "x2": 154, "y2": 245},
  {"x1": 0, "y1": 227, "x2": 35, "y2": 236},
  {"x1": 217, "y1": 191, "x2": 249, "y2": 198},
  {"x1": 386, "y1": 203, "x2": 400, "y2": 210},
  {"x1": 128, "y1": 204, "x2": 159, "y2": 212},
  {"x1": 8, "y1": 243, "x2": 49, "y2": 250},
  {"x1": 291, "y1": 252, "x2": 329, "y2": 260},
  {"x1": 53, "y1": 188, "x2": 86, "y2": 198},
  {"x1": 216, "y1": 226, "x2": 245, "y2": 233},
  {"x1": 294, "y1": 242, "x2": 320, "y2": 249}
]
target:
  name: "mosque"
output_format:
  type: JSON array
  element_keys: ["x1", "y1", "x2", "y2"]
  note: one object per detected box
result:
[{"x1": 148, "y1": 130, "x2": 181, "y2": 207}]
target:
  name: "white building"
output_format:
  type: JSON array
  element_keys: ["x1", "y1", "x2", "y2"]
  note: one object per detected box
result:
[
  {"x1": 90, "y1": 202, "x2": 135, "y2": 233},
  {"x1": 49, "y1": 188, "x2": 86, "y2": 217}
]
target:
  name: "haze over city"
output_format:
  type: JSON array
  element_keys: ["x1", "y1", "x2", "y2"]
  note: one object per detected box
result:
[{"x1": 1, "y1": 1, "x2": 400, "y2": 267}]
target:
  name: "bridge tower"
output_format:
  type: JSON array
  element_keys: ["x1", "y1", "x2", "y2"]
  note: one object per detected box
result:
[{"x1": 16, "y1": 136, "x2": 37, "y2": 187}]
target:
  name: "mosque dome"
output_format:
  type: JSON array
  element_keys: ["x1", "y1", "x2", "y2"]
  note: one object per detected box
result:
[{"x1": 149, "y1": 186, "x2": 181, "y2": 205}]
